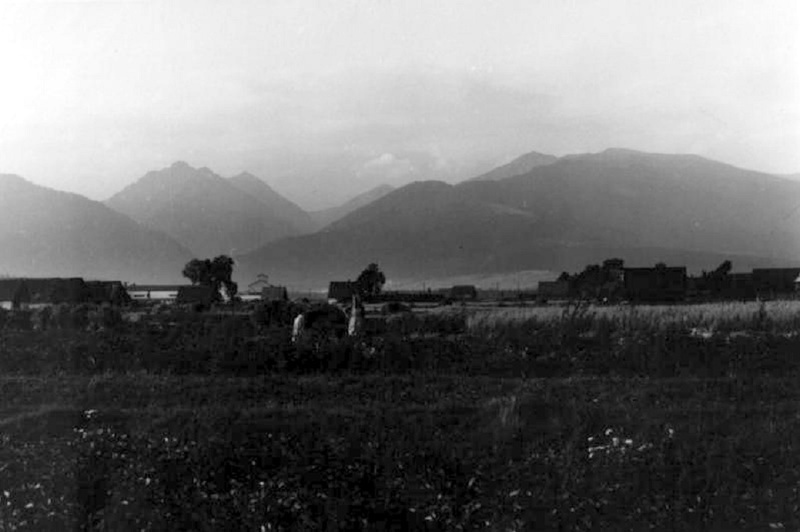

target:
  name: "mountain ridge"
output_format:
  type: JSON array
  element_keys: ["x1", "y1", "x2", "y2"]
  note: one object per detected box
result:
[
  {"x1": 0, "y1": 174, "x2": 192, "y2": 283},
  {"x1": 105, "y1": 162, "x2": 301, "y2": 257},
  {"x1": 309, "y1": 184, "x2": 395, "y2": 230},
  {"x1": 236, "y1": 149, "x2": 800, "y2": 288}
]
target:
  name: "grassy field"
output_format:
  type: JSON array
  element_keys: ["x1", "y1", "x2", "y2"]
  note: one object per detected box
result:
[{"x1": 1, "y1": 301, "x2": 799, "y2": 530}]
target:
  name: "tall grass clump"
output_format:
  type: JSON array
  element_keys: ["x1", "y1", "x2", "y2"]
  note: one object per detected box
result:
[{"x1": 465, "y1": 300, "x2": 800, "y2": 378}]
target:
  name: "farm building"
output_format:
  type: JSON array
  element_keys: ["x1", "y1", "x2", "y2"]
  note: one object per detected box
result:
[
  {"x1": 724, "y1": 273, "x2": 756, "y2": 300},
  {"x1": 450, "y1": 285, "x2": 478, "y2": 300},
  {"x1": 624, "y1": 265, "x2": 687, "y2": 302},
  {"x1": 0, "y1": 279, "x2": 30, "y2": 310},
  {"x1": 537, "y1": 280, "x2": 570, "y2": 301},
  {"x1": 328, "y1": 281, "x2": 355, "y2": 303},
  {"x1": 127, "y1": 285, "x2": 184, "y2": 301},
  {"x1": 24, "y1": 278, "x2": 87, "y2": 306},
  {"x1": 176, "y1": 286, "x2": 215, "y2": 307},
  {"x1": 752, "y1": 268, "x2": 800, "y2": 297},
  {"x1": 262, "y1": 286, "x2": 289, "y2": 302},
  {"x1": 84, "y1": 281, "x2": 130, "y2": 305}
]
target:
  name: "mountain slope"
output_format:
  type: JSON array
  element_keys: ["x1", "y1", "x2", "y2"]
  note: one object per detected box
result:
[
  {"x1": 106, "y1": 162, "x2": 299, "y2": 257},
  {"x1": 468, "y1": 151, "x2": 558, "y2": 182},
  {"x1": 0, "y1": 174, "x2": 191, "y2": 282},
  {"x1": 237, "y1": 149, "x2": 800, "y2": 288},
  {"x1": 228, "y1": 172, "x2": 315, "y2": 234},
  {"x1": 309, "y1": 184, "x2": 395, "y2": 229}
]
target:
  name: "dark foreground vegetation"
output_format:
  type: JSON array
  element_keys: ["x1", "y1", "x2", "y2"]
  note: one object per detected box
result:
[{"x1": 1, "y1": 301, "x2": 799, "y2": 530}]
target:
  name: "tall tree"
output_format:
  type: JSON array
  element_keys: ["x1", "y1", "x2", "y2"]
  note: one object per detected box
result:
[
  {"x1": 211, "y1": 255, "x2": 238, "y2": 299},
  {"x1": 182, "y1": 258, "x2": 211, "y2": 286},
  {"x1": 181, "y1": 255, "x2": 237, "y2": 301},
  {"x1": 355, "y1": 263, "x2": 386, "y2": 299}
]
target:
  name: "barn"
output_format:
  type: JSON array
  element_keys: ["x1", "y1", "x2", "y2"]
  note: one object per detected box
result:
[
  {"x1": 624, "y1": 265, "x2": 687, "y2": 302},
  {"x1": 24, "y1": 278, "x2": 87, "y2": 306}
]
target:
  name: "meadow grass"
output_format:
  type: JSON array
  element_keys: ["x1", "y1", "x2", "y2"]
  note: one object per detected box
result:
[
  {"x1": 1, "y1": 301, "x2": 799, "y2": 530},
  {"x1": 468, "y1": 299, "x2": 800, "y2": 333},
  {"x1": 2, "y1": 374, "x2": 799, "y2": 531}
]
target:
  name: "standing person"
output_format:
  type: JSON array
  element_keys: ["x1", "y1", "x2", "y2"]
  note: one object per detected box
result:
[
  {"x1": 291, "y1": 312, "x2": 305, "y2": 343},
  {"x1": 348, "y1": 295, "x2": 365, "y2": 338}
]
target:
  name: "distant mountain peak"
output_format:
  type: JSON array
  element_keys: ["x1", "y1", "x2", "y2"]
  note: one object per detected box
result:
[
  {"x1": 0, "y1": 173, "x2": 30, "y2": 186},
  {"x1": 106, "y1": 163, "x2": 310, "y2": 257},
  {"x1": 232, "y1": 171, "x2": 259, "y2": 180},
  {"x1": 230, "y1": 171, "x2": 275, "y2": 190}
]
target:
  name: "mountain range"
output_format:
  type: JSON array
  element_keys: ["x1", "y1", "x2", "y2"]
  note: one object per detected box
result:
[
  {"x1": 2, "y1": 149, "x2": 798, "y2": 287},
  {"x1": 0, "y1": 174, "x2": 191, "y2": 282},
  {"x1": 236, "y1": 149, "x2": 800, "y2": 287}
]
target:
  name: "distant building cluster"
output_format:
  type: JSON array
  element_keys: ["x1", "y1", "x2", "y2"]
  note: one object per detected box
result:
[
  {"x1": 0, "y1": 277, "x2": 292, "y2": 310},
  {"x1": 539, "y1": 259, "x2": 800, "y2": 303},
  {"x1": 0, "y1": 278, "x2": 129, "y2": 310}
]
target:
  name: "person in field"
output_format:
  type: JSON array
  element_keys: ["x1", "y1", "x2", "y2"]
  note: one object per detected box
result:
[
  {"x1": 291, "y1": 304, "x2": 348, "y2": 344},
  {"x1": 348, "y1": 294, "x2": 365, "y2": 338},
  {"x1": 291, "y1": 312, "x2": 306, "y2": 343}
]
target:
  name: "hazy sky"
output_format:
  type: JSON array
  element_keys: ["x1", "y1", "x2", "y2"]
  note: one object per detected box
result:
[{"x1": 1, "y1": 0, "x2": 798, "y2": 209}]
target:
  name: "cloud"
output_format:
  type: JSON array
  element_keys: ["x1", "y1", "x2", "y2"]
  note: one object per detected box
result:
[{"x1": 358, "y1": 153, "x2": 418, "y2": 181}]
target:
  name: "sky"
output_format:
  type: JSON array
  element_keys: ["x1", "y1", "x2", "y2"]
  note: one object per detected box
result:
[{"x1": 0, "y1": 0, "x2": 798, "y2": 210}]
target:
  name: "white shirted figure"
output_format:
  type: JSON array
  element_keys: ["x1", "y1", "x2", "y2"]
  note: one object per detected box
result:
[
  {"x1": 291, "y1": 313, "x2": 305, "y2": 343},
  {"x1": 347, "y1": 295, "x2": 365, "y2": 337}
]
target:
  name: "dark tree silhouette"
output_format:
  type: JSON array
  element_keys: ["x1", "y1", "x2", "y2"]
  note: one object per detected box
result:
[
  {"x1": 181, "y1": 255, "x2": 238, "y2": 301},
  {"x1": 355, "y1": 263, "x2": 386, "y2": 299}
]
